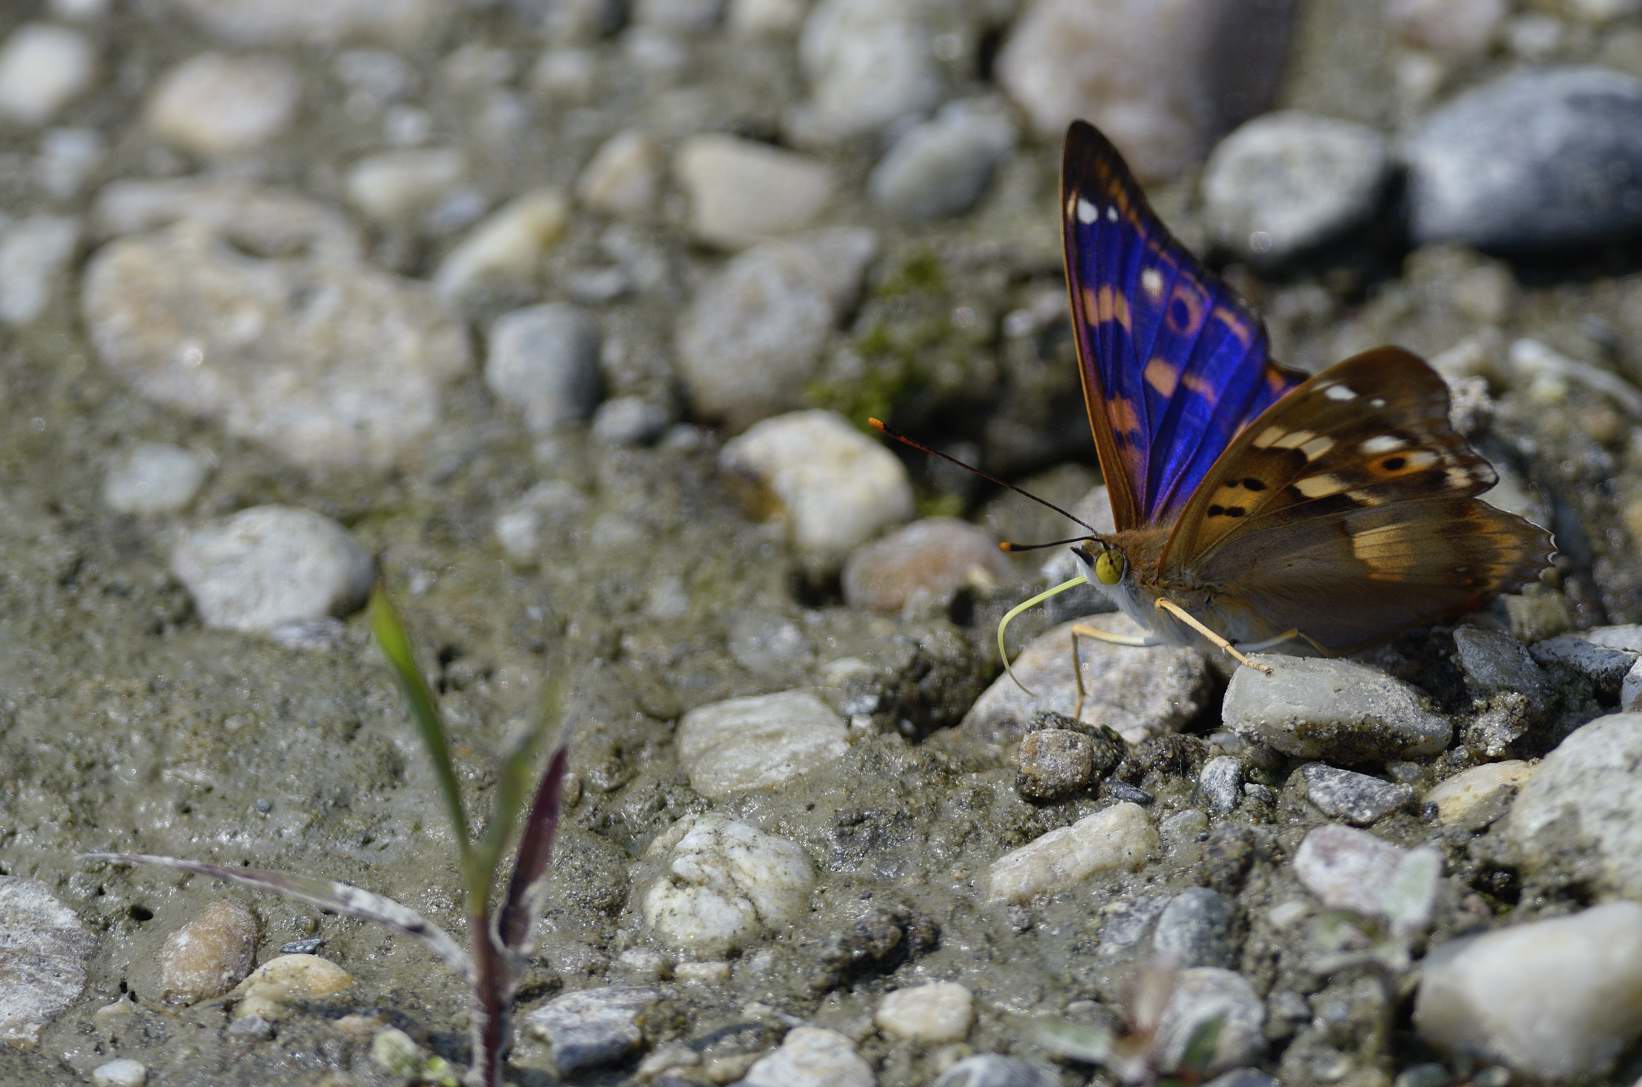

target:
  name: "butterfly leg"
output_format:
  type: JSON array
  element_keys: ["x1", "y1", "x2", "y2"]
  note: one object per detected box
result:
[
  {"x1": 1068, "y1": 624, "x2": 1159, "y2": 719},
  {"x1": 1235, "y1": 628, "x2": 1332, "y2": 655},
  {"x1": 1153, "y1": 598, "x2": 1274, "y2": 675}
]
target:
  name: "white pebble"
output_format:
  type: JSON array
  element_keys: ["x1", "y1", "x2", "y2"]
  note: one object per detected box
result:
[
  {"x1": 1293, "y1": 824, "x2": 1440, "y2": 933},
  {"x1": 640, "y1": 814, "x2": 815, "y2": 954},
  {"x1": 987, "y1": 801, "x2": 1158, "y2": 904},
  {"x1": 0, "y1": 23, "x2": 96, "y2": 126},
  {"x1": 493, "y1": 482, "x2": 591, "y2": 567},
  {"x1": 741, "y1": 1026, "x2": 874, "y2": 1087},
  {"x1": 435, "y1": 188, "x2": 568, "y2": 300},
  {"x1": 485, "y1": 303, "x2": 604, "y2": 434},
  {"x1": 677, "y1": 690, "x2": 847, "y2": 798},
  {"x1": 102, "y1": 443, "x2": 210, "y2": 514},
  {"x1": 1425, "y1": 760, "x2": 1533, "y2": 824},
  {"x1": 675, "y1": 134, "x2": 835, "y2": 248},
  {"x1": 91, "y1": 1059, "x2": 147, "y2": 1087},
  {"x1": 577, "y1": 129, "x2": 664, "y2": 221},
  {"x1": 875, "y1": 981, "x2": 974, "y2": 1043},
  {"x1": 145, "y1": 52, "x2": 302, "y2": 156},
  {"x1": 0, "y1": 877, "x2": 93, "y2": 1046},
  {"x1": 797, "y1": 0, "x2": 942, "y2": 139},
  {"x1": 345, "y1": 148, "x2": 467, "y2": 225},
  {"x1": 0, "y1": 214, "x2": 80, "y2": 326}
]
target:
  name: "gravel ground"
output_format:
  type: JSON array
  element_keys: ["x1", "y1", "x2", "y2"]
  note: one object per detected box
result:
[{"x1": 3, "y1": 1, "x2": 1642, "y2": 1085}]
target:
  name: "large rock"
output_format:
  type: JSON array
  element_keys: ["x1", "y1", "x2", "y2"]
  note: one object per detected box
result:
[
  {"x1": 0, "y1": 878, "x2": 93, "y2": 1046},
  {"x1": 1223, "y1": 656, "x2": 1451, "y2": 762},
  {"x1": 639, "y1": 814, "x2": 815, "y2": 955}
]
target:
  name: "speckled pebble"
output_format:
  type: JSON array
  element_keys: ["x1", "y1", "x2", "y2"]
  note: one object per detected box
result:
[
  {"x1": 1198, "y1": 756, "x2": 1244, "y2": 815},
  {"x1": 739, "y1": 1025, "x2": 874, "y2": 1087},
  {"x1": 1154, "y1": 967, "x2": 1267, "y2": 1076},
  {"x1": 1293, "y1": 825, "x2": 1440, "y2": 932},
  {"x1": 676, "y1": 690, "x2": 848, "y2": 798},
  {"x1": 485, "y1": 303, "x2": 604, "y2": 433},
  {"x1": 591, "y1": 397, "x2": 671, "y2": 446},
  {"x1": 720, "y1": 409, "x2": 913, "y2": 566},
  {"x1": 345, "y1": 147, "x2": 467, "y2": 225},
  {"x1": 1299, "y1": 764, "x2": 1414, "y2": 826},
  {"x1": 874, "y1": 980, "x2": 973, "y2": 1043},
  {"x1": 0, "y1": 877, "x2": 93, "y2": 1046},
  {"x1": 171, "y1": 506, "x2": 375, "y2": 633},
  {"x1": 0, "y1": 214, "x2": 80, "y2": 326},
  {"x1": 640, "y1": 813, "x2": 816, "y2": 954},
  {"x1": 522, "y1": 986, "x2": 661, "y2": 1076},
  {"x1": 1624, "y1": 658, "x2": 1642, "y2": 711},
  {"x1": 102, "y1": 443, "x2": 210, "y2": 514},
  {"x1": 675, "y1": 134, "x2": 836, "y2": 248},
  {"x1": 1153, "y1": 887, "x2": 1238, "y2": 969},
  {"x1": 1016, "y1": 729, "x2": 1096, "y2": 801},
  {"x1": 145, "y1": 52, "x2": 301, "y2": 155},
  {"x1": 1425, "y1": 760, "x2": 1533, "y2": 823},
  {"x1": 868, "y1": 98, "x2": 1016, "y2": 220},
  {"x1": 1415, "y1": 902, "x2": 1642, "y2": 1081},
  {"x1": 987, "y1": 801, "x2": 1157, "y2": 904},
  {"x1": 159, "y1": 899, "x2": 259, "y2": 1004},
  {"x1": 1223, "y1": 656, "x2": 1451, "y2": 762},
  {"x1": 577, "y1": 129, "x2": 664, "y2": 220},
  {"x1": 0, "y1": 23, "x2": 96, "y2": 125},
  {"x1": 435, "y1": 188, "x2": 568, "y2": 300},
  {"x1": 932, "y1": 1055, "x2": 1060, "y2": 1087},
  {"x1": 843, "y1": 517, "x2": 1010, "y2": 615},
  {"x1": 795, "y1": 0, "x2": 941, "y2": 140},
  {"x1": 1532, "y1": 626, "x2": 1642, "y2": 691},
  {"x1": 230, "y1": 954, "x2": 353, "y2": 1021},
  {"x1": 1451, "y1": 625, "x2": 1547, "y2": 701},
  {"x1": 91, "y1": 1059, "x2": 147, "y2": 1087}
]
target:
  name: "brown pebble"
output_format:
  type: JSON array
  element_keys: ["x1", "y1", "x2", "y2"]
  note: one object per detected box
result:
[
  {"x1": 1017, "y1": 728, "x2": 1096, "y2": 800},
  {"x1": 159, "y1": 899, "x2": 258, "y2": 1004}
]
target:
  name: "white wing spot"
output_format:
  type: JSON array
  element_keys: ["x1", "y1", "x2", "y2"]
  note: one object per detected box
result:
[
  {"x1": 1273, "y1": 429, "x2": 1317, "y2": 451},
  {"x1": 1106, "y1": 205, "x2": 1119, "y2": 222},
  {"x1": 1141, "y1": 268, "x2": 1164, "y2": 299},
  {"x1": 1300, "y1": 435, "x2": 1335, "y2": 460},
  {"x1": 1324, "y1": 384, "x2": 1357, "y2": 401},
  {"x1": 1294, "y1": 475, "x2": 1345, "y2": 497},
  {"x1": 1369, "y1": 398, "x2": 1387, "y2": 408},
  {"x1": 1360, "y1": 435, "x2": 1405, "y2": 455},
  {"x1": 1446, "y1": 467, "x2": 1474, "y2": 488},
  {"x1": 1252, "y1": 425, "x2": 1286, "y2": 449},
  {"x1": 1076, "y1": 197, "x2": 1099, "y2": 224},
  {"x1": 1403, "y1": 450, "x2": 1439, "y2": 470}
]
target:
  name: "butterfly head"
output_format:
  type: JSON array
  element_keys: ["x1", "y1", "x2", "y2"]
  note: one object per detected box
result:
[{"x1": 1073, "y1": 537, "x2": 1128, "y2": 587}]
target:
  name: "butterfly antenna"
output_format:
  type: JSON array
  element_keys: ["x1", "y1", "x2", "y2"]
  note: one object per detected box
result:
[
  {"x1": 868, "y1": 418, "x2": 1096, "y2": 532},
  {"x1": 998, "y1": 535, "x2": 1091, "y2": 553},
  {"x1": 996, "y1": 574, "x2": 1090, "y2": 696}
]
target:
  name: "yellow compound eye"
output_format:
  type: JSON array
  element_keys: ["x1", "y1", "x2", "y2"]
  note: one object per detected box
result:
[{"x1": 1093, "y1": 549, "x2": 1125, "y2": 585}]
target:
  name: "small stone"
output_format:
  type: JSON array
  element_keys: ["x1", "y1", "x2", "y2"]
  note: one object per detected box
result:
[
  {"x1": 35, "y1": 126, "x2": 105, "y2": 200},
  {"x1": 964, "y1": 615, "x2": 1213, "y2": 746},
  {"x1": 0, "y1": 877, "x2": 93, "y2": 1046},
  {"x1": 0, "y1": 214, "x2": 80, "y2": 326},
  {"x1": 370, "y1": 1027, "x2": 426, "y2": 1076},
  {"x1": 987, "y1": 801, "x2": 1158, "y2": 904},
  {"x1": 91, "y1": 178, "x2": 361, "y2": 260},
  {"x1": 1404, "y1": 67, "x2": 1642, "y2": 249},
  {"x1": 493, "y1": 482, "x2": 591, "y2": 566},
  {"x1": 1570, "y1": 0, "x2": 1642, "y2": 19},
  {"x1": 522, "y1": 986, "x2": 661, "y2": 1076},
  {"x1": 435, "y1": 188, "x2": 569, "y2": 300},
  {"x1": 1223, "y1": 656, "x2": 1451, "y2": 762},
  {"x1": 640, "y1": 813, "x2": 815, "y2": 954},
  {"x1": 868, "y1": 98, "x2": 1017, "y2": 220},
  {"x1": 1153, "y1": 887, "x2": 1237, "y2": 969},
  {"x1": 729, "y1": 0, "x2": 806, "y2": 36},
  {"x1": 1506, "y1": 712, "x2": 1642, "y2": 898},
  {"x1": 91, "y1": 1059, "x2": 147, "y2": 1087},
  {"x1": 1154, "y1": 968, "x2": 1266, "y2": 1076},
  {"x1": 485, "y1": 304, "x2": 603, "y2": 434},
  {"x1": 1299, "y1": 764, "x2": 1414, "y2": 826},
  {"x1": 677, "y1": 228, "x2": 876, "y2": 429},
  {"x1": 720, "y1": 409, "x2": 913, "y2": 567},
  {"x1": 345, "y1": 148, "x2": 467, "y2": 225},
  {"x1": 1415, "y1": 902, "x2": 1642, "y2": 1081},
  {"x1": 230, "y1": 954, "x2": 352, "y2": 1021},
  {"x1": 1531, "y1": 628, "x2": 1641, "y2": 692},
  {"x1": 0, "y1": 23, "x2": 96, "y2": 126},
  {"x1": 164, "y1": 0, "x2": 449, "y2": 45},
  {"x1": 1293, "y1": 825, "x2": 1440, "y2": 932},
  {"x1": 1017, "y1": 729, "x2": 1097, "y2": 801},
  {"x1": 226, "y1": 1013, "x2": 274, "y2": 1037},
  {"x1": 1426, "y1": 760, "x2": 1533, "y2": 824},
  {"x1": 1162, "y1": 808, "x2": 1210, "y2": 844},
  {"x1": 676, "y1": 690, "x2": 848, "y2": 798},
  {"x1": 843, "y1": 517, "x2": 1010, "y2": 614},
  {"x1": 932, "y1": 1055, "x2": 1060, "y2": 1087},
  {"x1": 145, "y1": 52, "x2": 301, "y2": 155},
  {"x1": 675, "y1": 134, "x2": 835, "y2": 248},
  {"x1": 795, "y1": 0, "x2": 941, "y2": 140},
  {"x1": 530, "y1": 47, "x2": 598, "y2": 101},
  {"x1": 1198, "y1": 757, "x2": 1244, "y2": 815},
  {"x1": 102, "y1": 443, "x2": 211, "y2": 514},
  {"x1": 591, "y1": 397, "x2": 671, "y2": 446},
  {"x1": 1624, "y1": 658, "x2": 1642, "y2": 711},
  {"x1": 634, "y1": 0, "x2": 721, "y2": 30},
  {"x1": 159, "y1": 899, "x2": 259, "y2": 1004},
  {"x1": 1452, "y1": 626, "x2": 1547, "y2": 701},
  {"x1": 1202, "y1": 111, "x2": 1391, "y2": 264},
  {"x1": 741, "y1": 1026, "x2": 874, "y2": 1087},
  {"x1": 577, "y1": 129, "x2": 664, "y2": 220},
  {"x1": 1385, "y1": 0, "x2": 1506, "y2": 56},
  {"x1": 171, "y1": 506, "x2": 375, "y2": 633},
  {"x1": 875, "y1": 981, "x2": 974, "y2": 1043},
  {"x1": 674, "y1": 960, "x2": 731, "y2": 985}
]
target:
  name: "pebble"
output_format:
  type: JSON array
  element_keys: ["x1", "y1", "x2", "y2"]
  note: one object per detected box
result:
[
  {"x1": 1531, "y1": 627, "x2": 1641, "y2": 691},
  {"x1": 794, "y1": 0, "x2": 941, "y2": 140},
  {"x1": 144, "y1": 52, "x2": 301, "y2": 156},
  {"x1": 1385, "y1": 0, "x2": 1506, "y2": 56},
  {"x1": 577, "y1": 129, "x2": 664, "y2": 221},
  {"x1": 675, "y1": 134, "x2": 836, "y2": 248},
  {"x1": 997, "y1": 0, "x2": 1287, "y2": 178},
  {"x1": 1202, "y1": 111, "x2": 1391, "y2": 264},
  {"x1": 676, "y1": 690, "x2": 848, "y2": 798},
  {"x1": 842, "y1": 517, "x2": 1010, "y2": 615},
  {"x1": 634, "y1": 0, "x2": 722, "y2": 31},
  {"x1": 91, "y1": 177, "x2": 362, "y2": 260},
  {"x1": 729, "y1": 0, "x2": 807, "y2": 37},
  {"x1": 1198, "y1": 757, "x2": 1244, "y2": 815},
  {"x1": 102, "y1": 443, "x2": 211, "y2": 514},
  {"x1": 987, "y1": 801, "x2": 1158, "y2": 904},
  {"x1": 1153, "y1": 887, "x2": 1238, "y2": 969},
  {"x1": 158, "y1": 899, "x2": 259, "y2": 1004},
  {"x1": 493, "y1": 482, "x2": 592, "y2": 566},
  {"x1": 874, "y1": 980, "x2": 974, "y2": 1043},
  {"x1": 1506, "y1": 712, "x2": 1642, "y2": 898},
  {"x1": 1154, "y1": 968, "x2": 1266, "y2": 1076},
  {"x1": 719, "y1": 410, "x2": 914, "y2": 567},
  {"x1": 35, "y1": 126, "x2": 105, "y2": 199},
  {"x1": 963, "y1": 616, "x2": 1213, "y2": 746},
  {"x1": 1017, "y1": 729, "x2": 1097, "y2": 801},
  {"x1": 676, "y1": 228, "x2": 875, "y2": 429},
  {"x1": 1204, "y1": 1073, "x2": 1278, "y2": 1087},
  {"x1": 171, "y1": 506, "x2": 375, "y2": 633},
  {"x1": 1625, "y1": 658, "x2": 1642, "y2": 711},
  {"x1": 434, "y1": 188, "x2": 569, "y2": 300},
  {"x1": 0, "y1": 23, "x2": 95, "y2": 126},
  {"x1": 230, "y1": 954, "x2": 353, "y2": 1021},
  {"x1": 739, "y1": 1026, "x2": 874, "y2": 1087},
  {"x1": 1293, "y1": 825, "x2": 1441, "y2": 934},
  {"x1": 1299, "y1": 764, "x2": 1414, "y2": 827},
  {"x1": 0, "y1": 877, "x2": 93, "y2": 1046},
  {"x1": 521, "y1": 986, "x2": 662, "y2": 1076},
  {"x1": 530, "y1": 47, "x2": 598, "y2": 102},
  {"x1": 344, "y1": 147, "x2": 467, "y2": 226},
  {"x1": 1403, "y1": 67, "x2": 1642, "y2": 249},
  {"x1": 1415, "y1": 902, "x2": 1642, "y2": 1081},
  {"x1": 932, "y1": 1055, "x2": 1060, "y2": 1087},
  {"x1": 1222, "y1": 656, "x2": 1451, "y2": 762},
  {"x1": 725, "y1": 612, "x2": 811, "y2": 674},
  {"x1": 485, "y1": 304, "x2": 604, "y2": 434},
  {"x1": 91, "y1": 1060, "x2": 147, "y2": 1087},
  {"x1": 640, "y1": 813, "x2": 815, "y2": 954},
  {"x1": 591, "y1": 397, "x2": 671, "y2": 446},
  {"x1": 164, "y1": 0, "x2": 449, "y2": 45},
  {"x1": 868, "y1": 98, "x2": 1017, "y2": 221},
  {"x1": 1425, "y1": 760, "x2": 1533, "y2": 824},
  {"x1": 0, "y1": 214, "x2": 80, "y2": 326},
  {"x1": 1451, "y1": 625, "x2": 1547, "y2": 701},
  {"x1": 82, "y1": 224, "x2": 468, "y2": 472}
]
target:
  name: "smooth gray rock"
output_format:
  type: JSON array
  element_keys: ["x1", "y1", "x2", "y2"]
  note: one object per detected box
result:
[
  {"x1": 0, "y1": 214, "x2": 80, "y2": 325},
  {"x1": 102, "y1": 443, "x2": 210, "y2": 514},
  {"x1": 795, "y1": 0, "x2": 941, "y2": 140},
  {"x1": 1153, "y1": 887, "x2": 1238, "y2": 969},
  {"x1": 1154, "y1": 968, "x2": 1266, "y2": 1076},
  {"x1": 738, "y1": 1026, "x2": 873, "y2": 1087},
  {"x1": 676, "y1": 690, "x2": 847, "y2": 798},
  {"x1": 522, "y1": 986, "x2": 661, "y2": 1076},
  {"x1": 1294, "y1": 825, "x2": 1440, "y2": 933},
  {"x1": 1532, "y1": 626, "x2": 1642, "y2": 691},
  {"x1": 1452, "y1": 625, "x2": 1547, "y2": 700},
  {"x1": 868, "y1": 98, "x2": 1016, "y2": 220},
  {"x1": 485, "y1": 304, "x2": 604, "y2": 433},
  {"x1": 934, "y1": 1055, "x2": 1061, "y2": 1087},
  {"x1": 0, "y1": 877, "x2": 93, "y2": 1046},
  {"x1": 1299, "y1": 764, "x2": 1414, "y2": 826},
  {"x1": 1198, "y1": 756, "x2": 1245, "y2": 815},
  {"x1": 1223, "y1": 656, "x2": 1450, "y2": 762}
]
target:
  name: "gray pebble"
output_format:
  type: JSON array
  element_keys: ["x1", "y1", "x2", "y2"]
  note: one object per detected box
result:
[
  {"x1": 1223, "y1": 656, "x2": 1451, "y2": 762},
  {"x1": 0, "y1": 877, "x2": 93, "y2": 1046},
  {"x1": 0, "y1": 213, "x2": 80, "y2": 326},
  {"x1": 1017, "y1": 729, "x2": 1096, "y2": 800},
  {"x1": 1153, "y1": 887, "x2": 1238, "y2": 969},
  {"x1": 1299, "y1": 764, "x2": 1414, "y2": 826},
  {"x1": 486, "y1": 304, "x2": 604, "y2": 433},
  {"x1": 91, "y1": 177, "x2": 362, "y2": 260},
  {"x1": 522, "y1": 986, "x2": 661, "y2": 1076},
  {"x1": 164, "y1": 0, "x2": 449, "y2": 45},
  {"x1": 171, "y1": 506, "x2": 375, "y2": 633},
  {"x1": 1154, "y1": 968, "x2": 1266, "y2": 1077},
  {"x1": 1198, "y1": 756, "x2": 1245, "y2": 815},
  {"x1": 676, "y1": 690, "x2": 847, "y2": 798},
  {"x1": 1452, "y1": 625, "x2": 1547, "y2": 701},
  {"x1": 868, "y1": 98, "x2": 1016, "y2": 220},
  {"x1": 933, "y1": 1055, "x2": 1061, "y2": 1087},
  {"x1": 1293, "y1": 825, "x2": 1440, "y2": 933},
  {"x1": 102, "y1": 443, "x2": 210, "y2": 514},
  {"x1": 675, "y1": 134, "x2": 836, "y2": 248},
  {"x1": 0, "y1": 22, "x2": 96, "y2": 126},
  {"x1": 842, "y1": 517, "x2": 1010, "y2": 615},
  {"x1": 795, "y1": 0, "x2": 941, "y2": 140},
  {"x1": 591, "y1": 396, "x2": 672, "y2": 446},
  {"x1": 1532, "y1": 628, "x2": 1641, "y2": 692}
]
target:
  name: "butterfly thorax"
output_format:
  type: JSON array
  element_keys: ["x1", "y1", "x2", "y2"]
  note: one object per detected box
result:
[{"x1": 1078, "y1": 528, "x2": 1268, "y2": 650}]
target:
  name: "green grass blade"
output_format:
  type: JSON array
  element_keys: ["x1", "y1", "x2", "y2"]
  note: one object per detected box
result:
[{"x1": 369, "y1": 585, "x2": 472, "y2": 878}]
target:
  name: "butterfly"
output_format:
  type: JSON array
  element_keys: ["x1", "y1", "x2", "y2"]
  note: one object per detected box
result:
[{"x1": 990, "y1": 120, "x2": 1553, "y2": 696}]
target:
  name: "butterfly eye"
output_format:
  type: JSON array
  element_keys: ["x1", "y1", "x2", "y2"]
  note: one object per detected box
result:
[{"x1": 1094, "y1": 550, "x2": 1125, "y2": 585}]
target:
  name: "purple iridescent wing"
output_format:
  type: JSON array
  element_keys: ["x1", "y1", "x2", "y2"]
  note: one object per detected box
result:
[{"x1": 1061, "y1": 120, "x2": 1305, "y2": 530}]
